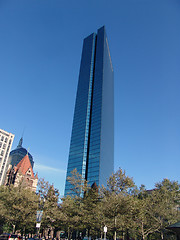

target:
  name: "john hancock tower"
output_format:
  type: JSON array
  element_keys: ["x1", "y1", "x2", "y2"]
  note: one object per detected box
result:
[{"x1": 64, "y1": 26, "x2": 114, "y2": 196}]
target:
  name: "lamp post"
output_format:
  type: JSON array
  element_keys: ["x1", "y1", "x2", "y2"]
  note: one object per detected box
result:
[
  {"x1": 36, "y1": 197, "x2": 45, "y2": 238},
  {"x1": 104, "y1": 226, "x2": 107, "y2": 240}
]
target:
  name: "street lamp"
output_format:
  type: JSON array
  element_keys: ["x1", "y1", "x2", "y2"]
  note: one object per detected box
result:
[
  {"x1": 104, "y1": 226, "x2": 107, "y2": 240},
  {"x1": 36, "y1": 197, "x2": 45, "y2": 237}
]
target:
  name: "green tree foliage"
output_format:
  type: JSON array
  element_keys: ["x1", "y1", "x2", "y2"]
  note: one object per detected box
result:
[
  {"x1": 36, "y1": 178, "x2": 61, "y2": 232},
  {"x1": 0, "y1": 178, "x2": 62, "y2": 235},
  {"x1": 131, "y1": 179, "x2": 180, "y2": 239},
  {"x1": 0, "y1": 184, "x2": 38, "y2": 233},
  {"x1": 61, "y1": 195, "x2": 84, "y2": 239},
  {"x1": 131, "y1": 191, "x2": 158, "y2": 240},
  {"x1": 1, "y1": 171, "x2": 179, "y2": 240},
  {"x1": 62, "y1": 170, "x2": 104, "y2": 239},
  {"x1": 62, "y1": 169, "x2": 180, "y2": 240},
  {"x1": 66, "y1": 168, "x2": 90, "y2": 197},
  {"x1": 61, "y1": 169, "x2": 90, "y2": 239},
  {"x1": 101, "y1": 168, "x2": 136, "y2": 240},
  {"x1": 105, "y1": 168, "x2": 136, "y2": 195},
  {"x1": 81, "y1": 183, "x2": 102, "y2": 238},
  {"x1": 150, "y1": 179, "x2": 180, "y2": 239}
]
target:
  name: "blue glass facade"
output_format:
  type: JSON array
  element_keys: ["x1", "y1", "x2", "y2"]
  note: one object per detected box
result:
[{"x1": 65, "y1": 26, "x2": 114, "y2": 196}]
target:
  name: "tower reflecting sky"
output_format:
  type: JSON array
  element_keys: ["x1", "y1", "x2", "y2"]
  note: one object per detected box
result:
[{"x1": 64, "y1": 26, "x2": 114, "y2": 196}]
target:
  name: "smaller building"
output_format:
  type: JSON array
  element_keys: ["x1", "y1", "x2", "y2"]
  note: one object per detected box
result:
[
  {"x1": 0, "y1": 129, "x2": 14, "y2": 185},
  {"x1": 6, "y1": 154, "x2": 38, "y2": 191},
  {"x1": 9, "y1": 137, "x2": 34, "y2": 168}
]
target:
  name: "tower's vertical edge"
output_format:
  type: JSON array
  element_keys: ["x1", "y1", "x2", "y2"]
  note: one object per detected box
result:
[{"x1": 64, "y1": 33, "x2": 96, "y2": 196}]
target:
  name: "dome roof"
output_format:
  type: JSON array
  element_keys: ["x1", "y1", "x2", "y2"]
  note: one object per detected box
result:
[
  {"x1": 10, "y1": 147, "x2": 33, "y2": 159},
  {"x1": 9, "y1": 137, "x2": 34, "y2": 168}
]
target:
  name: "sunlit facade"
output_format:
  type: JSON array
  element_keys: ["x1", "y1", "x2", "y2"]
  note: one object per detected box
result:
[
  {"x1": 64, "y1": 26, "x2": 114, "y2": 196},
  {"x1": 0, "y1": 129, "x2": 14, "y2": 185}
]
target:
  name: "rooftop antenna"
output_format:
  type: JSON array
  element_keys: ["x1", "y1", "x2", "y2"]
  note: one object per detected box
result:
[
  {"x1": 22, "y1": 127, "x2": 25, "y2": 138},
  {"x1": 17, "y1": 127, "x2": 26, "y2": 148}
]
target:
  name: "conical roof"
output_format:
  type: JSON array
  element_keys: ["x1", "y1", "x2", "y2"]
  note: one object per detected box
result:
[{"x1": 17, "y1": 137, "x2": 23, "y2": 148}]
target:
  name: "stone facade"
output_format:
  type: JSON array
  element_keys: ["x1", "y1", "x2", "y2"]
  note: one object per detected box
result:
[{"x1": 6, "y1": 154, "x2": 38, "y2": 191}]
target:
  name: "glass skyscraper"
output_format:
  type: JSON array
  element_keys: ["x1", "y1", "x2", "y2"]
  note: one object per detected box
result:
[{"x1": 64, "y1": 26, "x2": 114, "y2": 196}]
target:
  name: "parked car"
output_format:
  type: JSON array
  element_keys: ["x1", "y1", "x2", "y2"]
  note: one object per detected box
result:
[{"x1": 0, "y1": 234, "x2": 20, "y2": 240}]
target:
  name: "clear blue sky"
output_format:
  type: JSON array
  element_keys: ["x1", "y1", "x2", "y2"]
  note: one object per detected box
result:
[{"x1": 1, "y1": 0, "x2": 180, "y2": 196}]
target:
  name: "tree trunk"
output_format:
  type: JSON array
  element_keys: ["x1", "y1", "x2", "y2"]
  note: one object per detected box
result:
[
  {"x1": 114, "y1": 216, "x2": 117, "y2": 240},
  {"x1": 161, "y1": 231, "x2": 164, "y2": 240},
  {"x1": 126, "y1": 229, "x2": 129, "y2": 240},
  {"x1": 68, "y1": 227, "x2": 70, "y2": 240},
  {"x1": 12, "y1": 225, "x2": 16, "y2": 234},
  {"x1": 141, "y1": 222, "x2": 145, "y2": 240},
  {"x1": 88, "y1": 228, "x2": 91, "y2": 240},
  {"x1": 114, "y1": 231, "x2": 116, "y2": 240}
]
